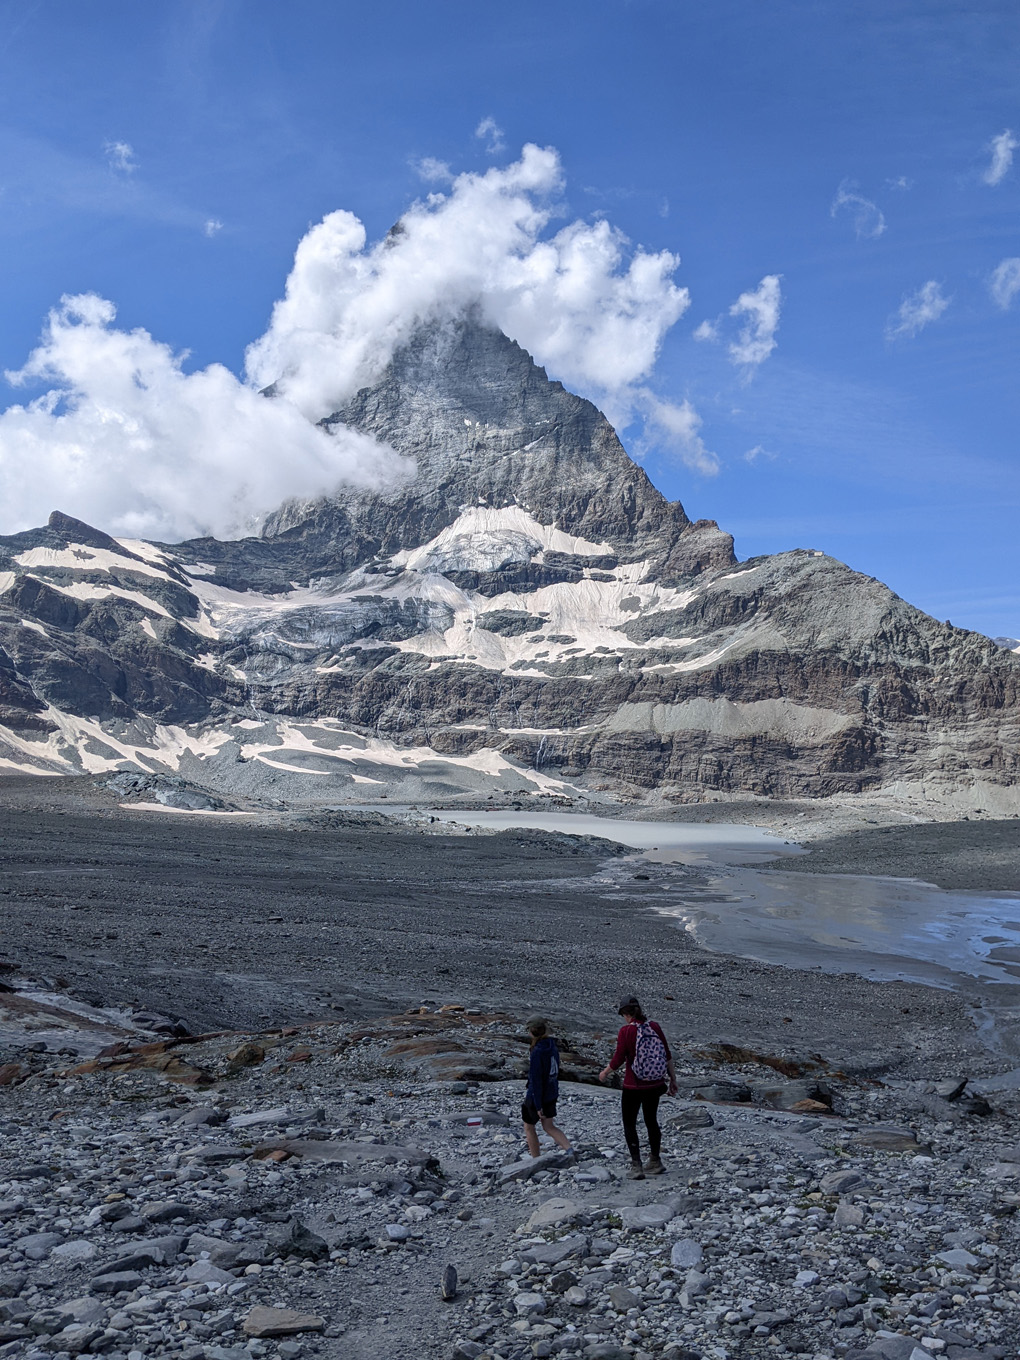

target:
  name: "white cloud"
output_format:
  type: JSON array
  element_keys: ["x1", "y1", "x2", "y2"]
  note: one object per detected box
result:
[
  {"x1": 203, "y1": 218, "x2": 223, "y2": 237},
  {"x1": 475, "y1": 116, "x2": 505, "y2": 156},
  {"x1": 246, "y1": 144, "x2": 692, "y2": 430},
  {"x1": 728, "y1": 274, "x2": 782, "y2": 371},
  {"x1": 743, "y1": 444, "x2": 775, "y2": 463},
  {"x1": 885, "y1": 280, "x2": 951, "y2": 340},
  {"x1": 886, "y1": 176, "x2": 913, "y2": 191},
  {"x1": 693, "y1": 319, "x2": 718, "y2": 342},
  {"x1": 0, "y1": 294, "x2": 407, "y2": 540},
  {"x1": 982, "y1": 129, "x2": 1018, "y2": 186},
  {"x1": 0, "y1": 143, "x2": 714, "y2": 542},
  {"x1": 636, "y1": 390, "x2": 719, "y2": 475},
  {"x1": 415, "y1": 157, "x2": 453, "y2": 183},
  {"x1": 989, "y1": 257, "x2": 1020, "y2": 310},
  {"x1": 830, "y1": 181, "x2": 886, "y2": 239},
  {"x1": 104, "y1": 140, "x2": 136, "y2": 173}
]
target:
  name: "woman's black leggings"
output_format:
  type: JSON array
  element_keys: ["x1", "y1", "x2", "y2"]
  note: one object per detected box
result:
[{"x1": 621, "y1": 1086, "x2": 664, "y2": 1160}]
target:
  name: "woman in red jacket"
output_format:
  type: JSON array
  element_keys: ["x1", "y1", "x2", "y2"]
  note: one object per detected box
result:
[{"x1": 599, "y1": 995, "x2": 677, "y2": 1178}]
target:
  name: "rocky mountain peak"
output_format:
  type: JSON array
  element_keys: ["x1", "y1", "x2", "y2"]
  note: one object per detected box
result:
[{"x1": 262, "y1": 314, "x2": 735, "y2": 582}]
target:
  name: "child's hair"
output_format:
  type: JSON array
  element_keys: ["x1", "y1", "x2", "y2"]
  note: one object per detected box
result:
[
  {"x1": 526, "y1": 1015, "x2": 549, "y2": 1044},
  {"x1": 618, "y1": 998, "x2": 647, "y2": 1023}
]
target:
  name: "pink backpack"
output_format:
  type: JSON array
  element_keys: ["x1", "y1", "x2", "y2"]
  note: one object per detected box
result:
[{"x1": 632, "y1": 1021, "x2": 668, "y2": 1082}]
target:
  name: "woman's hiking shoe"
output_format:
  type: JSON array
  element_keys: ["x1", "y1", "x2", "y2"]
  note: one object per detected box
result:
[
  {"x1": 644, "y1": 1156, "x2": 665, "y2": 1175},
  {"x1": 627, "y1": 1160, "x2": 646, "y2": 1180}
]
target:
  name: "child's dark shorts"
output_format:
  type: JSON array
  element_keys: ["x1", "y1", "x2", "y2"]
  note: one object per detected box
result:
[{"x1": 521, "y1": 1098, "x2": 557, "y2": 1124}]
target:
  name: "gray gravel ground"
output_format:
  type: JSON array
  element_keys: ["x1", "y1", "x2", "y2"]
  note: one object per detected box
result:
[
  {"x1": 4, "y1": 776, "x2": 1020, "y2": 1360},
  {"x1": 761, "y1": 822, "x2": 1020, "y2": 893},
  {"x1": 0, "y1": 1015, "x2": 1018, "y2": 1360}
]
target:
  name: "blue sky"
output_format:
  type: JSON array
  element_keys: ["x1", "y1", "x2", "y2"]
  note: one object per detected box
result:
[{"x1": 0, "y1": 1, "x2": 1018, "y2": 635}]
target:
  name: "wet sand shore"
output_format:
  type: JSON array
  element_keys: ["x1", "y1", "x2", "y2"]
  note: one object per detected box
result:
[{"x1": 765, "y1": 819, "x2": 1020, "y2": 892}]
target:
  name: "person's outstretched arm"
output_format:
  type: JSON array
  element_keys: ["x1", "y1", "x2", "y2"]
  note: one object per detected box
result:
[{"x1": 599, "y1": 1029, "x2": 627, "y2": 1083}]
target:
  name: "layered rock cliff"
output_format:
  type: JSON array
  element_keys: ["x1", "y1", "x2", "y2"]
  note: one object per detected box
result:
[{"x1": 1, "y1": 317, "x2": 1017, "y2": 811}]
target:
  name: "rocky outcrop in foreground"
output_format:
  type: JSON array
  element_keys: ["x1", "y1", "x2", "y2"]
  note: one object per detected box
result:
[
  {"x1": 1, "y1": 1009, "x2": 1018, "y2": 1360},
  {"x1": 1, "y1": 318, "x2": 1018, "y2": 811}
]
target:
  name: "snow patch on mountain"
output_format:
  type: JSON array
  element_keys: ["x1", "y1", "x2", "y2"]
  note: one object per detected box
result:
[
  {"x1": 13, "y1": 545, "x2": 178, "y2": 582},
  {"x1": 391, "y1": 505, "x2": 613, "y2": 574}
]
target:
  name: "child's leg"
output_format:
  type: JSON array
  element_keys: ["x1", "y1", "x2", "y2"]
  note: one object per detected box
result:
[
  {"x1": 523, "y1": 1120, "x2": 540, "y2": 1156},
  {"x1": 539, "y1": 1114, "x2": 572, "y2": 1150}
]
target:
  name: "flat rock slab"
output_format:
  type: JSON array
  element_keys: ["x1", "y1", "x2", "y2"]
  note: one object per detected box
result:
[
  {"x1": 228, "y1": 1107, "x2": 290, "y2": 1129},
  {"x1": 833, "y1": 1201, "x2": 865, "y2": 1228},
  {"x1": 140, "y1": 1201, "x2": 196, "y2": 1224},
  {"x1": 498, "y1": 1149, "x2": 576, "y2": 1184},
  {"x1": 935, "y1": 1248, "x2": 979, "y2": 1269},
  {"x1": 520, "y1": 1235, "x2": 587, "y2": 1265},
  {"x1": 183, "y1": 1260, "x2": 236, "y2": 1285},
  {"x1": 50, "y1": 1240, "x2": 96, "y2": 1263},
  {"x1": 254, "y1": 1138, "x2": 431, "y2": 1165},
  {"x1": 620, "y1": 1203, "x2": 674, "y2": 1231},
  {"x1": 91, "y1": 1271, "x2": 143, "y2": 1294},
  {"x1": 525, "y1": 1197, "x2": 585, "y2": 1231},
  {"x1": 852, "y1": 1336, "x2": 921, "y2": 1360},
  {"x1": 820, "y1": 1170, "x2": 866, "y2": 1195},
  {"x1": 445, "y1": 1111, "x2": 511, "y2": 1126},
  {"x1": 670, "y1": 1105, "x2": 714, "y2": 1131},
  {"x1": 242, "y1": 1306, "x2": 326, "y2": 1338},
  {"x1": 670, "y1": 1238, "x2": 703, "y2": 1268},
  {"x1": 104, "y1": 1236, "x2": 184, "y2": 1272},
  {"x1": 182, "y1": 1143, "x2": 247, "y2": 1163},
  {"x1": 850, "y1": 1127, "x2": 930, "y2": 1153},
  {"x1": 16, "y1": 1232, "x2": 63, "y2": 1258}
]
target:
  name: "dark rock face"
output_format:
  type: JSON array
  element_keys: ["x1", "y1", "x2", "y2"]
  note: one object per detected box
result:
[
  {"x1": 0, "y1": 317, "x2": 1018, "y2": 809},
  {"x1": 261, "y1": 316, "x2": 735, "y2": 582}
]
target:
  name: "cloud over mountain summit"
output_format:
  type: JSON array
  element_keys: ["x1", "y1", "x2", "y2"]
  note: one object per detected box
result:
[{"x1": 0, "y1": 145, "x2": 705, "y2": 541}]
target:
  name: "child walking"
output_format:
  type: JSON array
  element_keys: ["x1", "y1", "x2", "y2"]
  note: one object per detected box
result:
[{"x1": 521, "y1": 1016, "x2": 573, "y2": 1158}]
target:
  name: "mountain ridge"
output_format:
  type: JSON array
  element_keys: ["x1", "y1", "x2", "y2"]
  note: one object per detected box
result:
[{"x1": 0, "y1": 316, "x2": 1017, "y2": 814}]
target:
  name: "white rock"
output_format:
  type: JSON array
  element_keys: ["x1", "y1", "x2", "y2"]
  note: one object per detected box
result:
[
  {"x1": 670, "y1": 1239, "x2": 703, "y2": 1269},
  {"x1": 513, "y1": 1292, "x2": 546, "y2": 1316},
  {"x1": 525, "y1": 1197, "x2": 583, "y2": 1230},
  {"x1": 51, "y1": 1239, "x2": 98, "y2": 1262},
  {"x1": 620, "y1": 1204, "x2": 674, "y2": 1232},
  {"x1": 182, "y1": 1260, "x2": 236, "y2": 1285}
]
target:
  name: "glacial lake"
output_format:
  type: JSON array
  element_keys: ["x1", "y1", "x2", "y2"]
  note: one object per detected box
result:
[{"x1": 427, "y1": 808, "x2": 1020, "y2": 1055}]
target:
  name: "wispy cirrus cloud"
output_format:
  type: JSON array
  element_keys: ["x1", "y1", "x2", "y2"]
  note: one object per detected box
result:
[
  {"x1": 989, "y1": 258, "x2": 1020, "y2": 310},
  {"x1": 830, "y1": 179, "x2": 886, "y2": 239},
  {"x1": 743, "y1": 444, "x2": 776, "y2": 464},
  {"x1": 104, "y1": 139, "x2": 136, "y2": 173},
  {"x1": 982, "y1": 129, "x2": 1018, "y2": 186},
  {"x1": 636, "y1": 390, "x2": 719, "y2": 475},
  {"x1": 885, "y1": 280, "x2": 950, "y2": 341}
]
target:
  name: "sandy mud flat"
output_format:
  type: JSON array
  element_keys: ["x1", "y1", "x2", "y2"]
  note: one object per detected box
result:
[{"x1": 0, "y1": 775, "x2": 1012, "y2": 1078}]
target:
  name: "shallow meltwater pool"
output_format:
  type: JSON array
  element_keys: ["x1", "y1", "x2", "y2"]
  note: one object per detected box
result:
[
  {"x1": 426, "y1": 809, "x2": 800, "y2": 864},
  {"x1": 426, "y1": 808, "x2": 1020, "y2": 1053}
]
